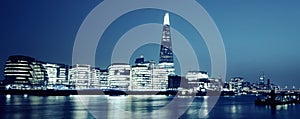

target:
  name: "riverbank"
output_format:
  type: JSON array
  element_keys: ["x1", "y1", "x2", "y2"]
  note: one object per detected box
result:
[{"x1": 0, "y1": 89, "x2": 235, "y2": 96}]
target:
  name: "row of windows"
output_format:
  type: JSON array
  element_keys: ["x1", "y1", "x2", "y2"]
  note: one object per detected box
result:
[
  {"x1": 5, "y1": 67, "x2": 31, "y2": 70},
  {"x1": 14, "y1": 81, "x2": 29, "y2": 84},
  {"x1": 5, "y1": 74, "x2": 30, "y2": 76},
  {"x1": 5, "y1": 70, "x2": 28, "y2": 73},
  {"x1": 6, "y1": 63, "x2": 28, "y2": 66}
]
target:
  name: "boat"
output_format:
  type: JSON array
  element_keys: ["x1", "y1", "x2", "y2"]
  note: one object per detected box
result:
[{"x1": 255, "y1": 90, "x2": 300, "y2": 105}]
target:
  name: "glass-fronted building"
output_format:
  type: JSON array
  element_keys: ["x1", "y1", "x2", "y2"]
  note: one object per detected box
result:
[
  {"x1": 108, "y1": 63, "x2": 131, "y2": 90},
  {"x1": 90, "y1": 68, "x2": 100, "y2": 88},
  {"x1": 69, "y1": 64, "x2": 91, "y2": 89},
  {"x1": 131, "y1": 65, "x2": 151, "y2": 90},
  {"x1": 186, "y1": 71, "x2": 209, "y2": 90},
  {"x1": 4, "y1": 55, "x2": 47, "y2": 89},
  {"x1": 99, "y1": 69, "x2": 109, "y2": 89},
  {"x1": 42, "y1": 62, "x2": 69, "y2": 89},
  {"x1": 159, "y1": 13, "x2": 175, "y2": 76},
  {"x1": 151, "y1": 67, "x2": 168, "y2": 90}
]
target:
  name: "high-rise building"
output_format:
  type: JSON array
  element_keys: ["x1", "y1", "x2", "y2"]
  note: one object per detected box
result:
[
  {"x1": 259, "y1": 74, "x2": 265, "y2": 85},
  {"x1": 159, "y1": 13, "x2": 173, "y2": 64},
  {"x1": 4, "y1": 55, "x2": 47, "y2": 89},
  {"x1": 108, "y1": 63, "x2": 131, "y2": 90},
  {"x1": 158, "y1": 13, "x2": 175, "y2": 75}
]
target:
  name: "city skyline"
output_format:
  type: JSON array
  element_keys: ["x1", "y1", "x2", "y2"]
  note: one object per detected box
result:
[{"x1": 1, "y1": 0, "x2": 300, "y2": 88}]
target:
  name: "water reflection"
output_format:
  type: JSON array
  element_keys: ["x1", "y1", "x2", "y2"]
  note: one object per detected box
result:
[
  {"x1": 77, "y1": 95, "x2": 195, "y2": 118},
  {"x1": 1, "y1": 95, "x2": 300, "y2": 118},
  {"x1": 198, "y1": 96, "x2": 209, "y2": 118},
  {"x1": 105, "y1": 95, "x2": 188, "y2": 118},
  {"x1": 1, "y1": 95, "x2": 95, "y2": 119}
]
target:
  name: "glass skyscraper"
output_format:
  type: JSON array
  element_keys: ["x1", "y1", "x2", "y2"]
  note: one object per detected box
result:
[
  {"x1": 159, "y1": 13, "x2": 173, "y2": 64},
  {"x1": 158, "y1": 13, "x2": 175, "y2": 77}
]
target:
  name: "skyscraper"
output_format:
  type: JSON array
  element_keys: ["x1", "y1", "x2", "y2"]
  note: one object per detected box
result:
[
  {"x1": 158, "y1": 13, "x2": 175, "y2": 76},
  {"x1": 159, "y1": 13, "x2": 173, "y2": 63}
]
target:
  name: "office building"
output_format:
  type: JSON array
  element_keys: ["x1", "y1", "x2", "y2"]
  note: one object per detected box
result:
[
  {"x1": 69, "y1": 64, "x2": 91, "y2": 89},
  {"x1": 4, "y1": 55, "x2": 47, "y2": 89},
  {"x1": 42, "y1": 62, "x2": 68, "y2": 89},
  {"x1": 168, "y1": 75, "x2": 188, "y2": 90},
  {"x1": 108, "y1": 63, "x2": 131, "y2": 90},
  {"x1": 159, "y1": 12, "x2": 175, "y2": 76},
  {"x1": 151, "y1": 67, "x2": 168, "y2": 90},
  {"x1": 185, "y1": 71, "x2": 209, "y2": 90},
  {"x1": 99, "y1": 69, "x2": 109, "y2": 89},
  {"x1": 90, "y1": 68, "x2": 101, "y2": 88},
  {"x1": 131, "y1": 65, "x2": 151, "y2": 90}
]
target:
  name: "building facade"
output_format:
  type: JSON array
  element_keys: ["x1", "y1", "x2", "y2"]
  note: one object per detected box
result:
[
  {"x1": 159, "y1": 13, "x2": 175, "y2": 76},
  {"x1": 90, "y1": 68, "x2": 100, "y2": 88},
  {"x1": 69, "y1": 64, "x2": 91, "y2": 89},
  {"x1": 4, "y1": 55, "x2": 47, "y2": 89},
  {"x1": 168, "y1": 75, "x2": 189, "y2": 90},
  {"x1": 99, "y1": 69, "x2": 109, "y2": 89},
  {"x1": 131, "y1": 65, "x2": 151, "y2": 90},
  {"x1": 42, "y1": 63, "x2": 68, "y2": 89},
  {"x1": 151, "y1": 67, "x2": 168, "y2": 90},
  {"x1": 185, "y1": 71, "x2": 209, "y2": 90},
  {"x1": 108, "y1": 63, "x2": 131, "y2": 90}
]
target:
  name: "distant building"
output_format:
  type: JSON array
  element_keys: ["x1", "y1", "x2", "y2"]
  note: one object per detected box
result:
[
  {"x1": 241, "y1": 81, "x2": 251, "y2": 92},
  {"x1": 135, "y1": 55, "x2": 145, "y2": 65},
  {"x1": 186, "y1": 71, "x2": 209, "y2": 81},
  {"x1": 69, "y1": 64, "x2": 91, "y2": 89},
  {"x1": 168, "y1": 75, "x2": 188, "y2": 90},
  {"x1": 257, "y1": 74, "x2": 275, "y2": 90},
  {"x1": 259, "y1": 74, "x2": 265, "y2": 88},
  {"x1": 229, "y1": 77, "x2": 244, "y2": 92},
  {"x1": 134, "y1": 56, "x2": 156, "y2": 68},
  {"x1": 108, "y1": 63, "x2": 131, "y2": 90},
  {"x1": 270, "y1": 84, "x2": 280, "y2": 90},
  {"x1": 4, "y1": 55, "x2": 47, "y2": 89},
  {"x1": 207, "y1": 78, "x2": 222, "y2": 91},
  {"x1": 186, "y1": 71, "x2": 209, "y2": 90}
]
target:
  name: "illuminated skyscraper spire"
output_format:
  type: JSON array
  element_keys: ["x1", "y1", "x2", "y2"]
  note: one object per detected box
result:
[
  {"x1": 159, "y1": 12, "x2": 173, "y2": 63},
  {"x1": 163, "y1": 12, "x2": 170, "y2": 25},
  {"x1": 158, "y1": 12, "x2": 175, "y2": 76}
]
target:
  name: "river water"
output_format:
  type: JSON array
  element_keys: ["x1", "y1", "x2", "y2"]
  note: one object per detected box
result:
[{"x1": 1, "y1": 95, "x2": 299, "y2": 119}]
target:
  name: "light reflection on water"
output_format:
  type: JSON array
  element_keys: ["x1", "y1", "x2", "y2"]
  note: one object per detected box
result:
[
  {"x1": 84, "y1": 95, "x2": 192, "y2": 118},
  {"x1": 1, "y1": 95, "x2": 300, "y2": 119}
]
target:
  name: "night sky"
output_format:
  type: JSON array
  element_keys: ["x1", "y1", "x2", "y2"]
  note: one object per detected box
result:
[{"x1": 1, "y1": 0, "x2": 300, "y2": 88}]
